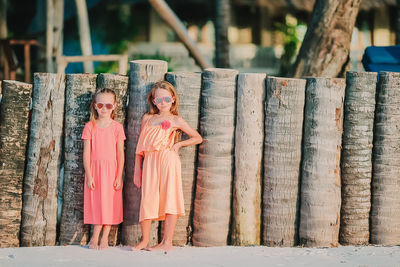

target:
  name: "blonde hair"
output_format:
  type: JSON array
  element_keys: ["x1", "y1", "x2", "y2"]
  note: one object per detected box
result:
[
  {"x1": 147, "y1": 81, "x2": 180, "y2": 143},
  {"x1": 147, "y1": 80, "x2": 179, "y2": 116},
  {"x1": 90, "y1": 88, "x2": 117, "y2": 121}
]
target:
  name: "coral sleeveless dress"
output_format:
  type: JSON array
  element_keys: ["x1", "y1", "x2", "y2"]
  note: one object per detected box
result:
[
  {"x1": 136, "y1": 116, "x2": 185, "y2": 222},
  {"x1": 81, "y1": 120, "x2": 126, "y2": 225}
]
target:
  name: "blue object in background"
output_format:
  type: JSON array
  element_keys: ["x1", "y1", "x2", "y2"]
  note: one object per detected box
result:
[{"x1": 362, "y1": 45, "x2": 400, "y2": 73}]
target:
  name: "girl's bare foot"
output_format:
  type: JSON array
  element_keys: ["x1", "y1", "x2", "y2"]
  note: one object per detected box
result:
[
  {"x1": 99, "y1": 239, "x2": 109, "y2": 250},
  {"x1": 148, "y1": 241, "x2": 173, "y2": 251},
  {"x1": 131, "y1": 240, "x2": 148, "y2": 251},
  {"x1": 88, "y1": 239, "x2": 98, "y2": 250}
]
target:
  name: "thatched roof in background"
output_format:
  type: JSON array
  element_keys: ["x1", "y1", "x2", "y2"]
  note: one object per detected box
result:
[{"x1": 235, "y1": 0, "x2": 396, "y2": 14}]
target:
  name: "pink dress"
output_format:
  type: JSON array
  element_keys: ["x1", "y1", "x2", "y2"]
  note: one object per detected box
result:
[
  {"x1": 82, "y1": 120, "x2": 126, "y2": 225},
  {"x1": 136, "y1": 116, "x2": 185, "y2": 222}
]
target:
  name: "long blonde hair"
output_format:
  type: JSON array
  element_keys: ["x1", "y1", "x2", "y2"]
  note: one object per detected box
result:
[{"x1": 147, "y1": 80, "x2": 179, "y2": 116}]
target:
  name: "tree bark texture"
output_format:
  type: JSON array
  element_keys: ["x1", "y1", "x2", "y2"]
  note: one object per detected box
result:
[
  {"x1": 231, "y1": 73, "x2": 265, "y2": 246},
  {"x1": 290, "y1": 0, "x2": 362, "y2": 78},
  {"x1": 164, "y1": 72, "x2": 202, "y2": 246},
  {"x1": 263, "y1": 77, "x2": 306, "y2": 247},
  {"x1": 0, "y1": 80, "x2": 32, "y2": 247},
  {"x1": 371, "y1": 72, "x2": 400, "y2": 245},
  {"x1": 59, "y1": 74, "x2": 97, "y2": 245},
  {"x1": 339, "y1": 71, "x2": 377, "y2": 245},
  {"x1": 299, "y1": 78, "x2": 345, "y2": 247},
  {"x1": 21, "y1": 73, "x2": 65, "y2": 247},
  {"x1": 122, "y1": 60, "x2": 168, "y2": 246},
  {"x1": 192, "y1": 68, "x2": 238, "y2": 246},
  {"x1": 96, "y1": 73, "x2": 129, "y2": 246},
  {"x1": 215, "y1": 0, "x2": 230, "y2": 68}
]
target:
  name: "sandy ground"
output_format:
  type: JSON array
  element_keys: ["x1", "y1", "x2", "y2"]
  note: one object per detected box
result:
[{"x1": 0, "y1": 245, "x2": 399, "y2": 267}]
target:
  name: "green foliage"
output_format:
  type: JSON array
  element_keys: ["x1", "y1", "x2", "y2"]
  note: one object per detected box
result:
[{"x1": 276, "y1": 19, "x2": 305, "y2": 77}]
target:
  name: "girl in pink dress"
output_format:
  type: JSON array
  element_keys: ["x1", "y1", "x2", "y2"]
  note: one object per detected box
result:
[
  {"x1": 82, "y1": 88, "x2": 126, "y2": 250},
  {"x1": 132, "y1": 81, "x2": 202, "y2": 252}
]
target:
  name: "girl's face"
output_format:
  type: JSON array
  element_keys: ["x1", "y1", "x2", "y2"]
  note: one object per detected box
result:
[
  {"x1": 153, "y1": 88, "x2": 174, "y2": 113},
  {"x1": 94, "y1": 93, "x2": 116, "y2": 119}
]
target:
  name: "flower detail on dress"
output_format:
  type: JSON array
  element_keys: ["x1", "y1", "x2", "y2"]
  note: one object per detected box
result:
[{"x1": 161, "y1": 120, "x2": 171, "y2": 130}]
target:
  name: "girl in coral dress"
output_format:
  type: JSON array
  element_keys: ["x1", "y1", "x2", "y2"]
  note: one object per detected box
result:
[
  {"x1": 82, "y1": 88, "x2": 126, "y2": 250},
  {"x1": 132, "y1": 81, "x2": 202, "y2": 251}
]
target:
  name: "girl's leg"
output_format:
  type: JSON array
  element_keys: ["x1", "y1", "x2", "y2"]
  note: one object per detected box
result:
[
  {"x1": 132, "y1": 219, "x2": 152, "y2": 251},
  {"x1": 149, "y1": 214, "x2": 177, "y2": 251},
  {"x1": 89, "y1": 224, "x2": 102, "y2": 249},
  {"x1": 99, "y1": 225, "x2": 111, "y2": 250}
]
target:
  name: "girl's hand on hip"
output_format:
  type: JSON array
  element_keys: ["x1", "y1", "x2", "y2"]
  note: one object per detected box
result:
[
  {"x1": 114, "y1": 177, "x2": 123, "y2": 190},
  {"x1": 86, "y1": 176, "x2": 95, "y2": 190},
  {"x1": 171, "y1": 143, "x2": 181, "y2": 153}
]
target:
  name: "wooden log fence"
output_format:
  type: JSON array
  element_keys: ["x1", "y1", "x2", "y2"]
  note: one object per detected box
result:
[
  {"x1": 263, "y1": 77, "x2": 306, "y2": 247},
  {"x1": 21, "y1": 73, "x2": 65, "y2": 246},
  {"x1": 299, "y1": 78, "x2": 345, "y2": 247},
  {"x1": 0, "y1": 80, "x2": 32, "y2": 247},
  {"x1": 371, "y1": 72, "x2": 400, "y2": 245},
  {"x1": 232, "y1": 73, "x2": 265, "y2": 246},
  {"x1": 340, "y1": 71, "x2": 377, "y2": 245},
  {"x1": 59, "y1": 74, "x2": 97, "y2": 245},
  {"x1": 1, "y1": 65, "x2": 400, "y2": 248},
  {"x1": 192, "y1": 68, "x2": 238, "y2": 246}
]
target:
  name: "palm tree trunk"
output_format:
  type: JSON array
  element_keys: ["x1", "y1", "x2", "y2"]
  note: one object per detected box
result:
[
  {"x1": 215, "y1": 0, "x2": 230, "y2": 68},
  {"x1": 122, "y1": 60, "x2": 168, "y2": 246},
  {"x1": 340, "y1": 71, "x2": 377, "y2": 245},
  {"x1": 299, "y1": 78, "x2": 345, "y2": 247},
  {"x1": 0, "y1": 80, "x2": 32, "y2": 247},
  {"x1": 263, "y1": 77, "x2": 306, "y2": 247},
  {"x1": 96, "y1": 73, "x2": 128, "y2": 246},
  {"x1": 59, "y1": 74, "x2": 97, "y2": 245},
  {"x1": 164, "y1": 72, "x2": 202, "y2": 246},
  {"x1": 21, "y1": 73, "x2": 65, "y2": 247},
  {"x1": 232, "y1": 73, "x2": 265, "y2": 246},
  {"x1": 192, "y1": 68, "x2": 238, "y2": 246},
  {"x1": 290, "y1": 0, "x2": 362, "y2": 77},
  {"x1": 371, "y1": 72, "x2": 400, "y2": 245}
]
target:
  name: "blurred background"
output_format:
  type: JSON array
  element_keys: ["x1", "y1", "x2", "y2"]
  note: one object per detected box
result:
[{"x1": 0, "y1": 0, "x2": 398, "y2": 81}]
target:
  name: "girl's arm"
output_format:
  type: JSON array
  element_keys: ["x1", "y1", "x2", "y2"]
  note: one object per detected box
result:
[
  {"x1": 114, "y1": 140, "x2": 125, "y2": 190},
  {"x1": 133, "y1": 154, "x2": 143, "y2": 188},
  {"x1": 172, "y1": 117, "x2": 203, "y2": 152},
  {"x1": 83, "y1": 139, "x2": 95, "y2": 189}
]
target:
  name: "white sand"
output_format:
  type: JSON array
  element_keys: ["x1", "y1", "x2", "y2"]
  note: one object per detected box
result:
[{"x1": 0, "y1": 245, "x2": 399, "y2": 267}]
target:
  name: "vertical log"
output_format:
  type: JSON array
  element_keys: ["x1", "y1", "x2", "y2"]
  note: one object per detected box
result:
[
  {"x1": 59, "y1": 74, "x2": 97, "y2": 245},
  {"x1": 21, "y1": 73, "x2": 65, "y2": 247},
  {"x1": 122, "y1": 60, "x2": 168, "y2": 246},
  {"x1": 164, "y1": 72, "x2": 202, "y2": 246},
  {"x1": 192, "y1": 68, "x2": 238, "y2": 246},
  {"x1": 0, "y1": 80, "x2": 32, "y2": 247},
  {"x1": 232, "y1": 73, "x2": 265, "y2": 246},
  {"x1": 340, "y1": 71, "x2": 377, "y2": 245},
  {"x1": 263, "y1": 77, "x2": 306, "y2": 247},
  {"x1": 299, "y1": 78, "x2": 345, "y2": 247},
  {"x1": 371, "y1": 71, "x2": 400, "y2": 245},
  {"x1": 96, "y1": 73, "x2": 129, "y2": 246}
]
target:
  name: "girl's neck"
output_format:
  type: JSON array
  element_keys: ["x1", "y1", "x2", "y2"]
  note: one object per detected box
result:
[
  {"x1": 157, "y1": 110, "x2": 173, "y2": 117},
  {"x1": 96, "y1": 116, "x2": 113, "y2": 125}
]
